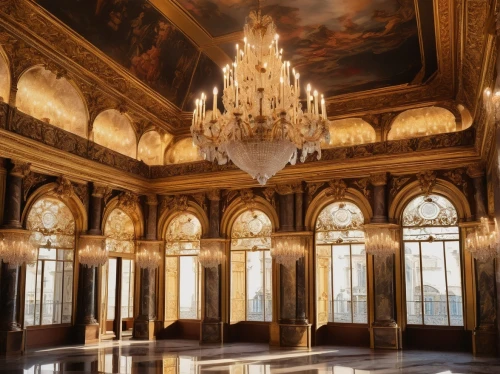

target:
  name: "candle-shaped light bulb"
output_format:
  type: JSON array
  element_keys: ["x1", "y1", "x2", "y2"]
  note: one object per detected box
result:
[
  {"x1": 212, "y1": 87, "x2": 218, "y2": 120},
  {"x1": 313, "y1": 90, "x2": 318, "y2": 117},
  {"x1": 306, "y1": 84, "x2": 311, "y2": 113},
  {"x1": 195, "y1": 99, "x2": 200, "y2": 123},
  {"x1": 202, "y1": 93, "x2": 206, "y2": 120},
  {"x1": 234, "y1": 81, "x2": 238, "y2": 109},
  {"x1": 321, "y1": 97, "x2": 325, "y2": 119}
]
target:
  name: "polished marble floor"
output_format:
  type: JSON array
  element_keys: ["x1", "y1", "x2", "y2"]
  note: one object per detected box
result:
[{"x1": 1, "y1": 340, "x2": 499, "y2": 374}]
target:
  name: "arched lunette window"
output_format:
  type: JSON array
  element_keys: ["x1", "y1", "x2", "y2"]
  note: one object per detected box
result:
[
  {"x1": 316, "y1": 202, "x2": 367, "y2": 325},
  {"x1": 402, "y1": 194, "x2": 463, "y2": 326},
  {"x1": 165, "y1": 213, "x2": 202, "y2": 320},
  {"x1": 25, "y1": 197, "x2": 76, "y2": 326},
  {"x1": 230, "y1": 210, "x2": 273, "y2": 323}
]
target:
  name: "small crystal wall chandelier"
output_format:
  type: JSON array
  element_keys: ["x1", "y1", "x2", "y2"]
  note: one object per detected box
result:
[
  {"x1": 79, "y1": 236, "x2": 108, "y2": 267},
  {"x1": 364, "y1": 227, "x2": 399, "y2": 256},
  {"x1": 466, "y1": 217, "x2": 499, "y2": 261},
  {"x1": 0, "y1": 231, "x2": 37, "y2": 266},
  {"x1": 191, "y1": 9, "x2": 330, "y2": 185},
  {"x1": 271, "y1": 235, "x2": 306, "y2": 268},
  {"x1": 199, "y1": 240, "x2": 225, "y2": 269},
  {"x1": 136, "y1": 242, "x2": 162, "y2": 270}
]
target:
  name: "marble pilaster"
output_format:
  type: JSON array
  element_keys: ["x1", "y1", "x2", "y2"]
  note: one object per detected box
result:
[
  {"x1": 88, "y1": 184, "x2": 106, "y2": 235},
  {"x1": 2, "y1": 161, "x2": 29, "y2": 229},
  {"x1": 468, "y1": 165, "x2": 498, "y2": 355}
]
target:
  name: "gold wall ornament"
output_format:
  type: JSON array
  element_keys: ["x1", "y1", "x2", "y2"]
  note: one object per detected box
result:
[
  {"x1": 416, "y1": 170, "x2": 436, "y2": 196},
  {"x1": 353, "y1": 178, "x2": 370, "y2": 198},
  {"x1": 146, "y1": 194, "x2": 158, "y2": 206},
  {"x1": 390, "y1": 176, "x2": 411, "y2": 196},
  {"x1": 274, "y1": 184, "x2": 295, "y2": 195},
  {"x1": 239, "y1": 189, "x2": 255, "y2": 208},
  {"x1": 117, "y1": 191, "x2": 139, "y2": 214},
  {"x1": 262, "y1": 187, "x2": 276, "y2": 209},
  {"x1": 73, "y1": 183, "x2": 89, "y2": 207},
  {"x1": 104, "y1": 208, "x2": 135, "y2": 253},
  {"x1": 160, "y1": 195, "x2": 189, "y2": 215},
  {"x1": 54, "y1": 176, "x2": 74, "y2": 199},
  {"x1": 10, "y1": 160, "x2": 30, "y2": 177},
  {"x1": 206, "y1": 189, "x2": 221, "y2": 201},
  {"x1": 444, "y1": 168, "x2": 468, "y2": 195},
  {"x1": 22, "y1": 171, "x2": 46, "y2": 201},
  {"x1": 192, "y1": 193, "x2": 207, "y2": 213},
  {"x1": 306, "y1": 182, "x2": 325, "y2": 204},
  {"x1": 325, "y1": 179, "x2": 347, "y2": 200}
]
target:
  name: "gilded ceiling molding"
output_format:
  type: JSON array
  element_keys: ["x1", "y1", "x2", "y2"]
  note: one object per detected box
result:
[
  {"x1": 0, "y1": 0, "x2": 182, "y2": 132},
  {"x1": 416, "y1": 170, "x2": 437, "y2": 196},
  {"x1": 325, "y1": 179, "x2": 347, "y2": 200}
]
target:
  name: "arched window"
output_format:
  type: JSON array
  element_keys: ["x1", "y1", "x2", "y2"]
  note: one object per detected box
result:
[
  {"x1": 17, "y1": 66, "x2": 88, "y2": 137},
  {"x1": 387, "y1": 107, "x2": 456, "y2": 140},
  {"x1": 25, "y1": 197, "x2": 76, "y2": 326},
  {"x1": 230, "y1": 210, "x2": 272, "y2": 323},
  {"x1": 104, "y1": 209, "x2": 136, "y2": 323},
  {"x1": 322, "y1": 118, "x2": 376, "y2": 148},
  {"x1": 92, "y1": 110, "x2": 137, "y2": 158},
  {"x1": 0, "y1": 47, "x2": 10, "y2": 103},
  {"x1": 402, "y1": 194, "x2": 463, "y2": 326},
  {"x1": 315, "y1": 202, "x2": 367, "y2": 324},
  {"x1": 138, "y1": 130, "x2": 164, "y2": 165},
  {"x1": 164, "y1": 138, "x2": 204, "y2": 164},
  {"x1": 165, "y1": 213, "x2": 202, "y2": 320}
]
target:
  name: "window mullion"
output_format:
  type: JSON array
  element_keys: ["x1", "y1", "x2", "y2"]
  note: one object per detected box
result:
[
  {"x1": 349, "y1": 244, "x2": 353, "y2": 324},
  {"x1": 331, "y1": 245, "x2": 334, "y2": 323},
  {"x1": 442, "y1": 241, "x2": 451, "y2": 326},
  {"x1": 40, "y1": 260, "x2": 45, "y2": 326},
  {"x1": 418, "y1": 242, "x2": 424, "y2": 325},
  {"x1": 60, "y1": 255, "x2": 64, "y2": 324}
]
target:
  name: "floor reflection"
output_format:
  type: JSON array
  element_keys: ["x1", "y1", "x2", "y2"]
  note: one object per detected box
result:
[{"x1": 2, "y1": 340, "x2": 498, "y2": 374}]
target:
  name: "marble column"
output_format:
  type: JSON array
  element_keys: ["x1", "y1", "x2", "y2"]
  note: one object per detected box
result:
[
  {"x1": 133, "y1": 195, "x2": 159, "y2": 340},
  {"x1": 495, "y1": 122, "x2": 500, "y2": 356},
  {"x1": 75, "y1": 184, "x2": 106, "y2": 345},
  {"x1": 0, "y1": 161, "x2": 29, "y2": 355},
  {"x1": 0, "y1": 158, "x2": 6, "y2": 226},
  {"x1": 274, "y1": 184, "x2": 311, "y2": 348},
  {"x1": 468, "y1": 164, "x2": 498, "y2": 355},
  {"x1": 201, "y1": 189, "x2": 225, "y2": 344},
  {"x1": 368, "y1": 173, "x2": 401, "y2": 349}
]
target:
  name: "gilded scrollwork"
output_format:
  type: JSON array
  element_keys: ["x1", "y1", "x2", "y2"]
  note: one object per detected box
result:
[
  {"x1": 306, "y1": 182, "x2": 325, "y2": 204},
  {"x1": 231, "y1": 210, "x2": 272, "y2": 251},
  {"x1": 402, "y1": 194, "x2": 457, "y2": 227},
  {"x1": 54, "y1": 176, "x2": 74, "y2": 199},
  {"x1": 416, "y1": 170, "x2": 437, "y2": 196},
  {"x1": 160, "y1": 195, "x2": 188, "y2": 216},
  {"x1": 104, "y1": 208, "x2": 135, "y2": 253},
  {"x1": 390, "y1": 176, "x2": 411, "y2": 196},
  {"x1": 73, "y1": 182, "x2": 89, "y2": 208},
  {"x1": 22, "y1": 171, "x2": 47, "y2": 201},
  {"x1": 444, "y1": 168, "x2": 468, "y2": 195},
  {"x1": 353, "y1": 178, "x2": 370, "y2": 198},
  {"x1": 117, "y1": 191, "x2": 139, "y2": 214},
  {"x1": 165, "y1": 212, "x2": 201, "y2": 254},
  {"x1": 325, "y1": 179, "x2": 347, "y2": 200}
]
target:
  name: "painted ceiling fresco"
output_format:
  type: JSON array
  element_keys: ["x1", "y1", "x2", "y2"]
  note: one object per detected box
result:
[
  {"x1": 37, "y1": 0, "x2": 222, "y2": 109},
  {"x1": 178, "y1": 0, "x2": 433, "y2": 97}
]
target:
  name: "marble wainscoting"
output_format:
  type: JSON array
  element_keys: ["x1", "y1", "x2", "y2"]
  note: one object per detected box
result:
[{"x1": 0, "y1": 340, "x2": 499, "y2": 373}]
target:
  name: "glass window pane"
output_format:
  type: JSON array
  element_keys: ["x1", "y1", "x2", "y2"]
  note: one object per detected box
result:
[
  {"x1": 41, "y1": 261, "x2": 56, "y2": 325},
  {"x1": 24, "y1": 262, "x2": 37, "y2": 326},
  {"x1": 351, "y1": 245, "x2": 367, "y2": 323},
  {"x1": 332, "y1": 245, "x2": 351, "y2": 323},
  {"x1": 107, "y1": 259, "x2": 117, "y2": 320},
  {"x1": 405, "y1": 242, "x2": 422, "y2": 325},
  {"x1": 246, "y1": 251, "x2": 264, "y2": 321},
  {"x1": 121, "y1": 260, "x2": 134, "y2": 318},
  {"x1": 445, "y1": 241, "x2": 463, "y2": 326},
  {"x1": 62, "y1": 261, "x2": 73, "y2": 324},
  {"x1": 421, "y1": 241, "x2": 448, "y2": 326},
  {"x1": 39, "y1": 247, "x2": 57, "y2": 260},
  {"x1": 264, "y1": 251, "x2": 272, "y2": 322},
  {"x1": 179, "y1": 256, "x2": 198, "y2": 319}
]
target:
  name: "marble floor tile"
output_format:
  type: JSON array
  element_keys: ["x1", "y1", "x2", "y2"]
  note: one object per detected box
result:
[{"x1": 0, "y1": 340, "x2": 499, "y2": 374}]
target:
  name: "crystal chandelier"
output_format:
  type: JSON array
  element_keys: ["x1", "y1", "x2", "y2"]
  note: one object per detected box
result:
[
  {"x1": 78, "y1": 237, "x2": 108, "y2": 267},
  {"x1": 271, "y1": 236, "x2": 306, "y2": 268},
  {"x1": 466, "y1": 217, "x2": 499, "y2": 261},
  {"x1": 136, "y1": 242, "x2": 162, "y2": 270},
  {"x1": 0, "y1": 231, "x2": 37, "y2": 266},
  {"x1": 364, "y1": 227, "x2": 399, "y2": 256},
  {"x1": 191, "y1": 9, "x2": 330, "y2": 185},
  {"x1": 199, "y1": 240, "x2": 225, "y2": 269}
]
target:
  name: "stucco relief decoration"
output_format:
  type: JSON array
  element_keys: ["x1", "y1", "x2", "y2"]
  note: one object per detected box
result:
[
  {"x1": 165, "y1": 213, "x2": 201, "y2": 255},
  {"x1": 22, "y1": 172, "x2": 47, "y2": 201},
  {"x1": 325, "y1": 179, "x2": 347, "y2": 200},
  {"x1": 0, "y1": 48, "x2": 10, "y2": 104},
  {"x1": 54, "y1": 176, "x2": 74, "y2": 199},
  {"x1": 231, "y1": 210, "x2": 272, "y2": 251},
  {"x1": 315, "y1": 202, "x2": 364, "y2": 244},
  {"x1": 390, "y1": 176, "x2": 410, "y2": 196},
  {"x1": 262, "y1": 188, "x2": 276, "y2": 209},
  {"x1": 239, "y1": 189, "x2": 256, "y2": 208},
  {"x1": 402, "y1": 195, "x2": 457, "y2": 228},
  {"x1": 416, "y1": 170, "x2": 436, "y2": 196},
  {"x1": 353, "y1": 178, "x2": 370, "y2": 198},
  {"x1": 161, "y1": 195, "x2": 188, "y2": 215},
  {"x1": 27, "y1": 197, "x2": 75, "y2": 249},
  {"x1": 444, "y1": 169, "x2": 468, "y2": 196},
  {"x1": 307, "y1": 182, "x2": 325, "y2": 204},
  {"x1": 104, "y1": 208, "x2": 135, "y2": 253},
  {"x1": 117, "y1": 191, "x2": 139, "y2": 214}
]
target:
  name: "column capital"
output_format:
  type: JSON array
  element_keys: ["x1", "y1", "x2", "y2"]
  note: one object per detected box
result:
[
  {"x1": 275, "y1": 183, "x2": 296, "y2": 195},
  {"x1": 369, "y1": 173, "x2": 388, "y2": 186},
  {"x1": 91, "y1": 184, "x2": 109, "y2": 198},
  {"x1": 145, "y1": 194, "x2": 158, "y2": 206},
  {"x1": 466, "y1": 163, "x2": 485, "y2": 178},
  {"x1": 9, "y1": 160, "x2": 30, "y2": 178},
  {"x1": 206, "y1": 189, "x2": 221, "y2": 201}
]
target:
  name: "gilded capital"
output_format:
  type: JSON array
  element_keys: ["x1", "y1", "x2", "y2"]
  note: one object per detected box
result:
[
  {"x1": 10, "y1": 160, "x2": 30, "y2": 177},
  {"x1": 466, "y1": 163, "x2": 485, "y2": 178},
  {"x1": 370, "y1": 173, "x2": 388, "y2": 186},
  {"x1": 92, "y1": 184, "x2": 109, "y2": 198},
  {"x1": 146, "y1": 194, "x2": 159, "y2": 206},
  {"x1": 274, "y1": 184, "x2": 295, "y2": 195},
  {"x1": 207, "y1": 189, "x2": 221, "y2": 201}
]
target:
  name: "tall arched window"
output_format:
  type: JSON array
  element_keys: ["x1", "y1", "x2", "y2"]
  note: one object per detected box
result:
[
  {"x1": 316, "y1": 202, "x2": 367, "y2": 325},
  {"x1": 230, "y1": 210, "x2": 272, "y2": 323},
  {"x1": 402, "y1": 194, "x2": 463, "y2": 326},
  {"x1": 0, "y1": 47, "x2": 10, "y2": 103},
  {"x1": 103, "y1": 209, "x2": 136, "y2": 325},
  {"x1": 165, "y1": 213, "x2": 202, "y2": 320},
  {"x1": 92, "y1": 110, "x2": 137, "y2": 159},
  {"x1": 138, "y1": 130, "x2": 163, "y2": 165},
  {"x1": 17, "y1": 66, "x2": 88, "y2": 137},
  {"x1": 25, "y1": 197, "x2": 76, "y2": 326}
]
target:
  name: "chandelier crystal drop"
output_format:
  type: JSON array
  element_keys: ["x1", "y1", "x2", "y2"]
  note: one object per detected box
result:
[
  {"x1": 0, "y1": 231, "x2": 37, "y2": 266},
  {"x1": 466, "y1": 217, "x2": 499, "y2": 261},
  {"x1": 79, "y1": 237, "x2": 108, "y2": 267},
  {"x1": 198, "y1": 241, "x2": 225, "y2": 269},
  {"x1": 364, "y1": 228, "x2": 399, "y2": 256},
  {"x1": 271, "y1": 236, "x2": 306, "y2": 268},
  {"x1": 136, "y1": 244, "x2": 162, "y2": 270},
  {"x1": 191, "y1": 10, "x2": 330, "y2": 185}
]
